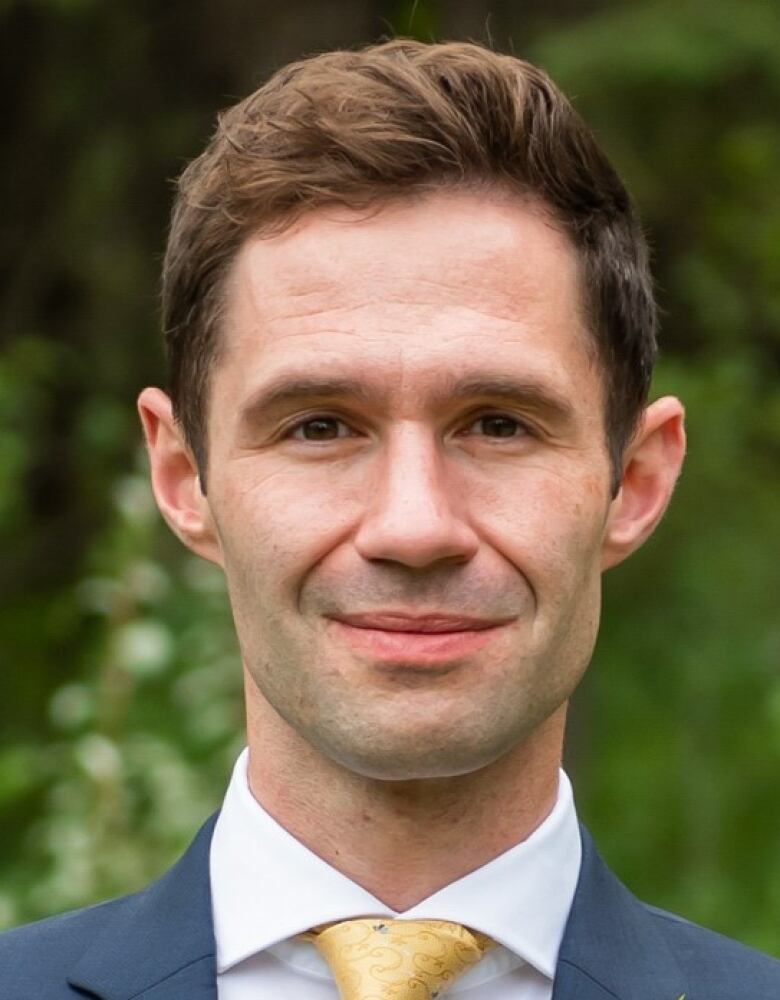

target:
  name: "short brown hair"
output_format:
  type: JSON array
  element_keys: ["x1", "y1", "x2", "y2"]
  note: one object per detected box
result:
[{"x1": 162, "y1": 39, "x2": 656, "y2": 492}]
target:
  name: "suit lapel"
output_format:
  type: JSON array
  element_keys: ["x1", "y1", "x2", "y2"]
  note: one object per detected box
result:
[
  {"x1": 67, "y1": 814, "x2": 219, "y2": 1000},
  {"x1": 64, "y1": 814, "x2": 691, "y2": 1000},
  {"x1": 552, "y1": 827, "x2": 690, "y2": 1000},
  {"x1": 553, "y1": 960, "x2": 628, "y2": 1000}
]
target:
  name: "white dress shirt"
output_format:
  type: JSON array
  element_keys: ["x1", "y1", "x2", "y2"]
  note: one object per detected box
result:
[{"x1": 210, "y1": 749, "x2": 581, "y2": 999}]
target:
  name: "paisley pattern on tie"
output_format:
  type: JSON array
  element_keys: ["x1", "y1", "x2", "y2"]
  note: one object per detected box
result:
[{"x1": 304, "y1": 918, "x2": 496, "y2": 1000}]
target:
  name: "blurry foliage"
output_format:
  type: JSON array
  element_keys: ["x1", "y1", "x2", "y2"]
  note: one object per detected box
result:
[
  {"x1": 0, "y1": 0, "x2": 778, "y2": 956},
  {"x1": 530, "y1": 0, "x2": 780, "y2": 955}
]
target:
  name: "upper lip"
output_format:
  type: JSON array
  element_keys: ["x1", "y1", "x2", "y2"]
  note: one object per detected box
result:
[{"x1": 331, "y1": 612, "x2": 512, "y2": 633}]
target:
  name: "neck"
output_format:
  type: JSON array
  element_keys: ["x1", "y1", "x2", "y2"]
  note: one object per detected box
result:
[{"x1": 244, "y1": 687, "x2": 566, "y2": 911}]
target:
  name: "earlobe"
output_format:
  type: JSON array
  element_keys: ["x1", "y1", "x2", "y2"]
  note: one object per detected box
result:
[
  {"x1": 137, "y1": 387, "x2": 223, "y2": 566},
  {"x1": 601, "y1": 396, "x2": 686, "y2": 571}
]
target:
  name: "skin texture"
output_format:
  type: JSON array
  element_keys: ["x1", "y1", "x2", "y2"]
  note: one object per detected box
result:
[{"x1": 139, "y1": 191, "x2": 685, "y2": 908}]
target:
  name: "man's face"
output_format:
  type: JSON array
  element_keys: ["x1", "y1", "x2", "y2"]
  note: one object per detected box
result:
[{"x1": 201, "y1": 191, "x2": 615, "y2": 780}]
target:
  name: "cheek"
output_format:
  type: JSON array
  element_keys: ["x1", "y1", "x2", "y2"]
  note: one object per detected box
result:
[
  {"x1": 475, "y1": 470, "x2": 607, "y2": 592},
  {"x1": 211, "y1": 463, "x2": 364, "y2": 596}
]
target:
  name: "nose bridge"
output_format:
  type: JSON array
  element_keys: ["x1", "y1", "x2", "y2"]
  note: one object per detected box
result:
[
  {"x1": 385, "y1": 421, "x2": 445, "y2": 506},
  {"x1": 354, "y1": 422, "x2": 478, "y2": 567}
]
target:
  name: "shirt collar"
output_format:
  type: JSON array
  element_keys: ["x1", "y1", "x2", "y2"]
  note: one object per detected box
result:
[{"x1": 210, "y1": 748, "x2": 581, "y2": 978}]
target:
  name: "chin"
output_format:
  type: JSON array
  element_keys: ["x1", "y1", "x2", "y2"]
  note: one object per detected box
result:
[{"x1": 317, "y1": 726, "x2": 519, "y2": 782}]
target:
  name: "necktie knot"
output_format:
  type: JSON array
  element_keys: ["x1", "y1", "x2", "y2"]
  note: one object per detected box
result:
[{"x1": 304, "y1": 918, "x2": 495, "y2": 999}]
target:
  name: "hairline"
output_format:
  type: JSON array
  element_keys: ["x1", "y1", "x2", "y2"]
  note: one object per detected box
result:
[{"x1": 182, "y1": 184, "x2": 626, "y2": 493}]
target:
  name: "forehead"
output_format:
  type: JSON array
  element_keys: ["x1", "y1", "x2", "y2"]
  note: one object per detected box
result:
[{"x1": 216, "y1": 191, "x2": 597, "y2": 407}]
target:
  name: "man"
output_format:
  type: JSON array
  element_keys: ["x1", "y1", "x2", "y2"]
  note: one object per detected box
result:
[{"x1": 1, "y1": 38, "x2": 778, "y2": 1000}]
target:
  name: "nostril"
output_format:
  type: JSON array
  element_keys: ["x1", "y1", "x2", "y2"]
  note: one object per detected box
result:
[{"x1": 353, "y1": 510, "x2": 479, "y2": 569}]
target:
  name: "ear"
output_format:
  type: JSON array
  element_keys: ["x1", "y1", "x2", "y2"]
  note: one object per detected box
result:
[
  {"x1": 601, "y1": 396, "x2": 686, "y2": 571},
  {"x1": 137, "y1": 387, "x2": 223, "y2": 567}
]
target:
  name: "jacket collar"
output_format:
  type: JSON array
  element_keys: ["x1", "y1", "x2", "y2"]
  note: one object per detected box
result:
[
  {"x1": 67, "y1": 814, "x2": 689, "y2": 1000},
  {"x1": 67, "y1": 814, "x2": 219, "y2": 1000},
  {"x1": 553, "y1": 827, "x2": 689, "y2": 1000}
]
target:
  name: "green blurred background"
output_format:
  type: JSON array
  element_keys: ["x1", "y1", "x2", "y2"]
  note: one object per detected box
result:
[{"x1": 1, "y1": 0, "x2": 779, "y2": 953}]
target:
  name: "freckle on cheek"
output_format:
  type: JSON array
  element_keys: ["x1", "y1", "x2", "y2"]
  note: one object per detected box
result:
[{"x1": 584, "y1": 475, "x2": 604, "y2": 497}]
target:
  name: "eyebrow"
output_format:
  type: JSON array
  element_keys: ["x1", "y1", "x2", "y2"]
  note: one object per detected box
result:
[{"x1": 238, "y1": 371, "x2": 576, "y2": 426}]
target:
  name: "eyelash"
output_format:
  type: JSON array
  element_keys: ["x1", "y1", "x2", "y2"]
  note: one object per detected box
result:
[{"x1": 284, "y1": 412, "x2": 533, "y2": 443}]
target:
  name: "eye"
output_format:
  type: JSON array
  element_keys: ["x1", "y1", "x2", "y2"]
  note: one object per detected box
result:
[
  {"x1": 462, "y1": 413, "x2": 529, "y2": 439},
  {"x1": 287, "y1": 415, "x2": 356, "y2": 441}
]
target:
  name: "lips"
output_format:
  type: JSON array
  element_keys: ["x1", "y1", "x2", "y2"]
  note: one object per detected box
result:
[
  {"x1": 329, "y1": 613, "x2": 508, "y2": 666},
  {"x1": 332, "y1": 612, "x2": 508, "y2": 633}
]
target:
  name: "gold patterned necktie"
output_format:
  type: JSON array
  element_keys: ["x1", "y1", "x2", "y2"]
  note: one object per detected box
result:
[{"x1": 303, "y1": 918, "x2": 496, "y2": 999}]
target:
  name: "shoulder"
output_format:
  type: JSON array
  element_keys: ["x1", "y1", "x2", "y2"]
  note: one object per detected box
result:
[
  {"x1": 0, "y1": 815, "x2": 218, "y2": 999},
  {"x1": 563, "y1": 827, "x2": 780, "y2": 999},
  {"x1": 0, "y1": 893, "x2": 138, "y2": 997},
  {"x1": 644, "y1": 900, "x2": 780, "y2": 996}
]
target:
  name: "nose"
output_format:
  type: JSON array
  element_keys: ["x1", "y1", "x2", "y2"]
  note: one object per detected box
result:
[{"x1": 353, "y1": 425, "x2": 479, "y2": 568}]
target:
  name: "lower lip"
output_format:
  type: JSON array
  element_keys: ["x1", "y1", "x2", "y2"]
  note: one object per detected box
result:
[{"x1": 331, "y1": 620, "x2": 504, "y2": 665}]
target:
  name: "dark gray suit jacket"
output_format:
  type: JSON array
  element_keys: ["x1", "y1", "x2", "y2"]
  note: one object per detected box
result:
[{"x1": 1, "y1": 815, "x2": 778, "y2": 999}]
